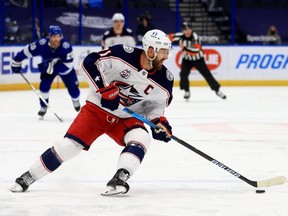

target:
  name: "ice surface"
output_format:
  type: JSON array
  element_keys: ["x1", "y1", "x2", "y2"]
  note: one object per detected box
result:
[{"x1": 0, "y1": 86, "x2": 288, "y2": 216}]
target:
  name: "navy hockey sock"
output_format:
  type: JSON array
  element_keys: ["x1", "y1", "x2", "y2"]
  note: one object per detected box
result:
[
  {"x1": 121, "y1": 142, "x2": 145, "y2": 162},
  {"x1": 41, "y1": 147, "x2": 62, "y2": 172}
]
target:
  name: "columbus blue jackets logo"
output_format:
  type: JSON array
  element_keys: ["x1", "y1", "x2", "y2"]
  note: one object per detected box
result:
[
  {"x1": 166, "y1": 70, "x2": 173, "y2": 81},
  {"x1": 114, "y1": 81, "x2": 142, "y2": 106},
  {"x1": 120, "y1": 69, "x2": 131, "y2": 79},
  {"x1": 123, "y1": 45, "x2": 134, "y2": 53}
]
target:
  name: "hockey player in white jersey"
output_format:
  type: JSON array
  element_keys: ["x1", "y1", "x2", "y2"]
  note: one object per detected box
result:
[
  {"x1": 102, "y1": 13, "x2": 136, "y2": 49},
  {"x1": 10, "y1": 29, "x2": 174, "y2": 195},
  {"x1": 11, "y1": 25, "x2": 81, "y2": 119}
]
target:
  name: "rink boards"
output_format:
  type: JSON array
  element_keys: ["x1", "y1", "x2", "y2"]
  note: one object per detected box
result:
[{"x1": 1, "y1": 45, "x2": 288, "y2": 91}]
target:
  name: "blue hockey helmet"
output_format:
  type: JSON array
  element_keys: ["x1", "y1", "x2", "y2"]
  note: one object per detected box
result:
[{"x1": 48, "y1": 25, "x2": 62, "y2": 36}]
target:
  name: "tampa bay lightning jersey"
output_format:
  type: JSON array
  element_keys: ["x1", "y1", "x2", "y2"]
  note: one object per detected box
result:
[
  {"x1": 14, "y1": 38, "x2": 74, "y2": 75},
  {"x1": 81, "y1": 44, "x2": 174, "y2": 120}
]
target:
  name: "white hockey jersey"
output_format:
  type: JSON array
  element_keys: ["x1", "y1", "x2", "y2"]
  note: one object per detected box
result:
[
  {"x1": 102, "y1": 28, "x2": 136, "y2": 49},
  {"x1": 80, "y1": 44, "x2": 174, "y2": 120}
]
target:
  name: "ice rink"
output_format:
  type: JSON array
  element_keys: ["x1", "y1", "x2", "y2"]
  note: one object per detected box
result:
[{"x1": 1, "y1": 86, "x2": 288, "y2": 216}]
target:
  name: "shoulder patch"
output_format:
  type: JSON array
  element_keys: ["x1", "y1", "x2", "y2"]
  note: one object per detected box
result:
[
  {"x1": 39, "y1": 38, "x2": 47, "y2": 45},
  {"x1": 123, "y1": 45, "x2": 134, "y2": 53},
  {"x1": 166, "y1": 69, "x2": 174, "y2": 81},
  {"x1": 126, "y1": 28, "x2": 133, "y2": 33},
  {"x1": 104, "y1": 30, "x2": 110, "y2": 36},
  {"x1": 62, "y1": 42, "x2": 71, "y2": 49}
]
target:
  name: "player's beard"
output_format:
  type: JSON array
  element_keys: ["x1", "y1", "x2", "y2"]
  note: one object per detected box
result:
[{"x1": 152, "y1": 58, "x2": 164, "y2": 70}]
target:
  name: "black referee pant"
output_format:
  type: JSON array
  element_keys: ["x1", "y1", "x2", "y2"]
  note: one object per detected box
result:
[{"x1": 179, "y1": 58, "x2": 221, "y2": 92}]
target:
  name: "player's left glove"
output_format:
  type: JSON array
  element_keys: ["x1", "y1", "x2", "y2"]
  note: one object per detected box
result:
[
  {"x1": 151, "y1": 117, "x2": 172, "y2": 143},
  {"x1": 11, "y1": 60, "x2": 22, "y2": 73}
]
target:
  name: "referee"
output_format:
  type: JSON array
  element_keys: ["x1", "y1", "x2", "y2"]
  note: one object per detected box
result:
[{"x1": 172, "y1": 22, "x2": 226, "y2": 100}]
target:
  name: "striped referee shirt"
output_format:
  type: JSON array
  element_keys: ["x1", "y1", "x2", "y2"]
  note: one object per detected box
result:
[{"x1": 172, "y1": 32, "x2": 204, "y2": 61}]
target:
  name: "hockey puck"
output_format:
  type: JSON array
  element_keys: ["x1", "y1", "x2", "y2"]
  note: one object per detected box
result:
[{"x1": 255, "y1": 190, "x2": 265, "y2": 194}]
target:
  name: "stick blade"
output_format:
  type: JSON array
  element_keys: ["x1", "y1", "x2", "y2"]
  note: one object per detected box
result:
[{"x1": 257, "y1": 176, "x2": 287, "y2": 188}]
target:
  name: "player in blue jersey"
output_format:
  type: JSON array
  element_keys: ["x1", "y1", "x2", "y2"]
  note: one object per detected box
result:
[
  {"x1": 10, "y1": 29, "x2": 174, "y2": 196},
  {"x1": 11, "y1": 25, "x2": 81, "y2": 119}
]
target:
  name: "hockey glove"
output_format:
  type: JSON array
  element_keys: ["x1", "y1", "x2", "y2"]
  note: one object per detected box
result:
[
  {"x1": 11, "y1": 59, "x2": 22, "y2": 73},
  {"x1": 98, "y1": 83, "x2": 120, "y2": 111},
  {"x1": 38, "y1": 60, "x2": 54, "y2": 75},
  {"x1": 151, "y1": 117, "x2": 172, "y2": 143}
]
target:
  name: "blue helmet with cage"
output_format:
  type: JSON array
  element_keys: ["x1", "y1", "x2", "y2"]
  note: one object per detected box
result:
[{"x1": 48, "y1": 25, "x2": 62, "y2": 36}]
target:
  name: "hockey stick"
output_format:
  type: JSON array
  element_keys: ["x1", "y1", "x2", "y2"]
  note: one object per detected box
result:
[
  {"x1": 19, "y1": 72, "x2": 64, "y2": 122},
  {"x1": 123, "y1": 107, "x2": 287, "y2": 188}
]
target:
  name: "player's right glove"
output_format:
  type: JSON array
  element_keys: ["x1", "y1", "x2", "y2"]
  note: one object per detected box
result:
[
  {"x1": 38, "y1": 60, "x2": 55, "y2": 75},
  {"x1": 151, "y1": 117, "x2": 172, "y2": 143},
  {"x1": 11, "y1": 60, "x2": 22, "y2": 73},
  {"x1": 98, "y1": 83, "x2": 120, "y2": 111}
]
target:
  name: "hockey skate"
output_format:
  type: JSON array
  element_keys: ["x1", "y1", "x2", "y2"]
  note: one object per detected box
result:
[
  {"x1": 38, "y1": 107, "x2": 47, "y2": 120},
  {"x1": 216, "y1": 90, "x2": 227, "y2": 99},
  {"x1": 184, "y1": 91, "x2": 190, "y2": 101},
  {"x1": 101, "y1": 169, "x2": 130, "y2": 196},
  {"x1": 72, "y1": 100, "x2": 81, "y2": 112},
  {"x1": 10, "y1": 171, "x2": 36, "y2": 193}
]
